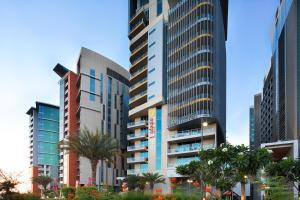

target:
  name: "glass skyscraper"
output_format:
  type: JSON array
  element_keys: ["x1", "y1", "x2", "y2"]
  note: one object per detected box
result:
[{"x1": 27, "y1": 102, "x2": 59, "y2": 194}]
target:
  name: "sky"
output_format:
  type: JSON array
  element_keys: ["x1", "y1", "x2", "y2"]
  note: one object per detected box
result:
[{"x1": 0, "y1": 0, "x2": 278, "y2": 192}]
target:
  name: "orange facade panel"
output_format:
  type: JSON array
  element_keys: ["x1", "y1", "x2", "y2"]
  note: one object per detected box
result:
[
  {"x1": 31, "y1": 166, "x2": 40, "y2": 195},
  {"x1": 66, "y1": 71, "x2": 79, "y2": 187}
]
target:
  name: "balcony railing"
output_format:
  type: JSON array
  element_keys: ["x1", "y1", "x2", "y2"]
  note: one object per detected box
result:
[
  {"x1": 168, "y1": 143, "x2": 201, "y2": 154},
  {"x1": 127, "y1": 120, "x2": 148, "y2": 129},
  {"x1": 130, "y1": 65, "x2": 147, "y2": 79},
  {"x1": 127, "y1": 157, "x2": 148, "y2": 163},
  {"x1": 168, "y1": 129, "x2": 201, "y2": 140},
  {"x1": 130, "y1": 40, "x2": 148, "y2": 58},
  {"x1": 129, "y1": 5, "x2": 149, "y2": 24},
  {"x1": 168, "y1": 157, "x2": 199, "y2": 168},
  {"x1": 127, "y1": 168, "x2": 148, "y2": 175},
  {"x1": 130, "y1": 78, "x2": 147, "y2": 92},
  {"x1": 168, "y1": 128, "x2": 215, "y2": 141},
  {"x1": 167, "y1": 143, "x2": 215, "y2": 155},
  {"x1": 131, "y1": 53, "x2": 148, "y2": 66},
  {"x1": 127, "y1": 143, "x2": 148, "y2": 152},
  {"x1": 129, "y1": 91, "x2": 147, "y2": 104},
  {"x1": 168, "y1": 111, "x2": 212, "y2": 128},
  {"x1": 127, "y1": 130, "x2": 148, "y2": 140}
]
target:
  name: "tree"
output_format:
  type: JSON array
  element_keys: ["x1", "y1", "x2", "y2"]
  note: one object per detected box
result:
[
  {"x1": 0, "y1": 169, "x2": 20, "y2": 199},
  {"x1": 32, "y1": 175, "x2": 52, "y2": 197},
  {"x1": 126, "y1": 175, "x2": 140, "y2": 191},
  {"x1": 142, "y1": 172, "x2": 165, "y2": 191},
  {"x1": 232, "y1": 146, "x2": 272, "y2": 200},
  {"x1": 60, "y1": 127, "x2": 118, "y2": 185},
  {"x1": 265, "y1": 157, "x2": 300, "y2": 193},
  {"x1": 176, "y1": 144, "x2": 272, "y2": 199}
]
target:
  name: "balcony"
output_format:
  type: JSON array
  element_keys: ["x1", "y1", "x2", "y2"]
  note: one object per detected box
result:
[
  {"x1": 130, "y1": 53, "x2": 148, "y2": 74},
  {"x1": 168, "y1": 128, "x2": 215, "y2": 142},
  {"x1": 127, "y1": 130, "x2": 148, "y2": 141},
  {"x1": 129, "y1": 91, "x2": 147, "y2": 109},
  {"x1": 129, "y1": 6, "x2": 148, "y2": 26},
  {"x1": 130, "y1": 41, "x2": 148, "y2": 63},
  {"x1": 130, "y1": 65, "x2": 147, "y2": 86},
  {"x1": 128, "y1": 18, "x2": 147, "y2": 39},
  {"x1": 129, "y1": 78, "x2": 147, "y2": 96},
  {"x1": 127, "y1": 143, "x2": 148, "y2": 152},
  {"x1": 127, "y1": 157, "x2": 148, "y2": 164},
  {"x1": 127, "y1": 168, "x2": 148, "y2": 175},
  {"x1": 127, "y1": 120, "x2": 148, "y2": 130},
  {"x1": 168, "y1": 157, "x2": 199, "y2": 168},
  {"x1": 168, "y1": 144, "x2": 201, "y2": 156}
]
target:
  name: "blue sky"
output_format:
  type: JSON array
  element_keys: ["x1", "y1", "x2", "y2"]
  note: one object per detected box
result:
[{"x1": 0, "y1": 0, "x2": 278, "y2": 191}]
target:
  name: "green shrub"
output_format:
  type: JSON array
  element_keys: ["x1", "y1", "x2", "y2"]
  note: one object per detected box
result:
[
  {"x1": 113, "y1": 192, "x2": 151, "y2": 200},
  {"x1": 61, "y1": 187, "x2": 76, "y2": 198},
  {"x1": 75, "y1": 186, "x2": 101, "y2": 200},
  {"x1": 10, "y1": 193, "x2": 40, "y2": 200}
]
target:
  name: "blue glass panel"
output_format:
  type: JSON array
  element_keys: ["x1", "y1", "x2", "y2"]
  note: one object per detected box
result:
[
  {"x1": 156, "y1": 108, "x2": 162, "y2": 170},
  {"x1": 89, "y1": 68, "x2": 96, "y2": 101}
]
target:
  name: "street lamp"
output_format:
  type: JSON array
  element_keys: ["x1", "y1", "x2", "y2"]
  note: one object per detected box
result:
[
  {"x1": 187, "y1": 179, "x2": 193, "y2": 194},
  {"x1": 201, "y1": 121, "x2": 208, "y2": 150}
]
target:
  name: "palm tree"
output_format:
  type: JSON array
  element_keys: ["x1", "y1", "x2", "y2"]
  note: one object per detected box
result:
[
  {"x1": 125, "y1": 175, "x2": 140, "y2": 191},
  {"x1": 32, "y1": 175, "x2": 52, "y2": 197},
  {"x1": 60, "y1": 127, "x2": 118, "y2": 185},
  {"x1": 142, "y1": 172, "x2": 165, "y2": 191}
]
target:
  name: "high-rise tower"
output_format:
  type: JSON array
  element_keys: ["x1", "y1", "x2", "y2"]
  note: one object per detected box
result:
[
  {"x1": 54, "y1": 47, "x2": 130, "y2": 190},
  {"x1": 27, "y1": 102, "x2": 59, "y2": 194},
  {"x1": 127, "y1": 0, "x2": 228, "y2": 192}
]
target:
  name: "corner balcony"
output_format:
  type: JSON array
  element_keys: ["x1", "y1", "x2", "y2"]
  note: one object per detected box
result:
[
  {"x1": 129, "y1": 6, "x2": 148, "y2": 27},
  {"x1": 129, "y1": 78, "x2": 147, "y2": 96},
  {"x1": 127, "y1": 157, "x2": 148, "y2": 164},
  {"x1": 130, "y1": 53, "x2": 148, "y2": 75},
  {"x1": 168, "y1": 128, "x2": 215, "y2": 143},
  {"x1": 127, "y1": 168, "x2": 148, "y2": 175},
  {"x1": 127, "y1": 120, "x2": 148, "y2": 130},
  {"x1": 127, "y1": 143, "x2": 148, "y2": 152},
  {"x1": 128, "y1": 18, "x2": 147, "y2": 39},
  {"x1": 127, "y1": 130, "x2": 148, "y2": 141},
  {"x1": 130, "y1": 65, "x2": 147, "y2": 85},
  {"x1": 129, "y1": 90, "x2": 147, "y2": 109},
  {"x1": 130, "y1": 41, "x2": 148, "y2": 63}
]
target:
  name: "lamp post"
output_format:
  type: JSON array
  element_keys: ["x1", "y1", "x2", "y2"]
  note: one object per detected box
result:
[
  {"x1": 187, "y1": 179, "x2": 193, "y2": 194},
  {"x1": 201, "y1": 121, "x2": 208, "y2": 150},
  {"x1": 201, "y1": 121, "x2": 208, "y2": 197}
]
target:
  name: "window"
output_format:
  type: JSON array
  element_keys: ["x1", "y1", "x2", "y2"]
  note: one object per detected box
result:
[
  {"x1": 148, "y1": 68, "x2": 155, "y2": 74},
  {"x1": 157, "y1": 0, "x2": 162, "y2": 16},
  {"x1": 89, "y1": 68, "x2": 95, "y2": 101},
  {"x1": 149, "y1": 55, "x2": 155, "y2": 61},
  {"x1": 148, "y1": 81, "x2": 155, "y2": 87},
  {"x1": 149, "y1": 42, "x2": 156, "y2": 48},
  {"x1": 107, "y1": 77, "x2": 112, "y2": 134},
  {"x1": 148, "y1": 95, "x2": 155, "y2": 100},
  {"x1": 149, "y1": 28, "x2": 156, "y2": 35},
  {"x1": 100, "y1": 73, "x2": 103, "y2": 103}
]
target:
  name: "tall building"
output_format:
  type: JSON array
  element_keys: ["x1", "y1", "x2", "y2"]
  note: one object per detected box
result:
[
  {"x1": 249, "y1": 107, "x2": 254, "y2": 149},
  {"x1": 26, "y1": 102, "x2": 59, "y2": 194},
  {"x1": 261, "y1": 64, "x2": 277, "y2": 144},
  {"x1": 253, "y1": 93, "x2": 262, "y2": 149},
  {"x1": 54, "y1": 47, "x2": 130, "y2": 190},
  {"x1": 253, "y1": 0, "x2": 300, "y2": 156},
  {"x1": 127, "y1": 0, "x2": 228, "y2": 192}
]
